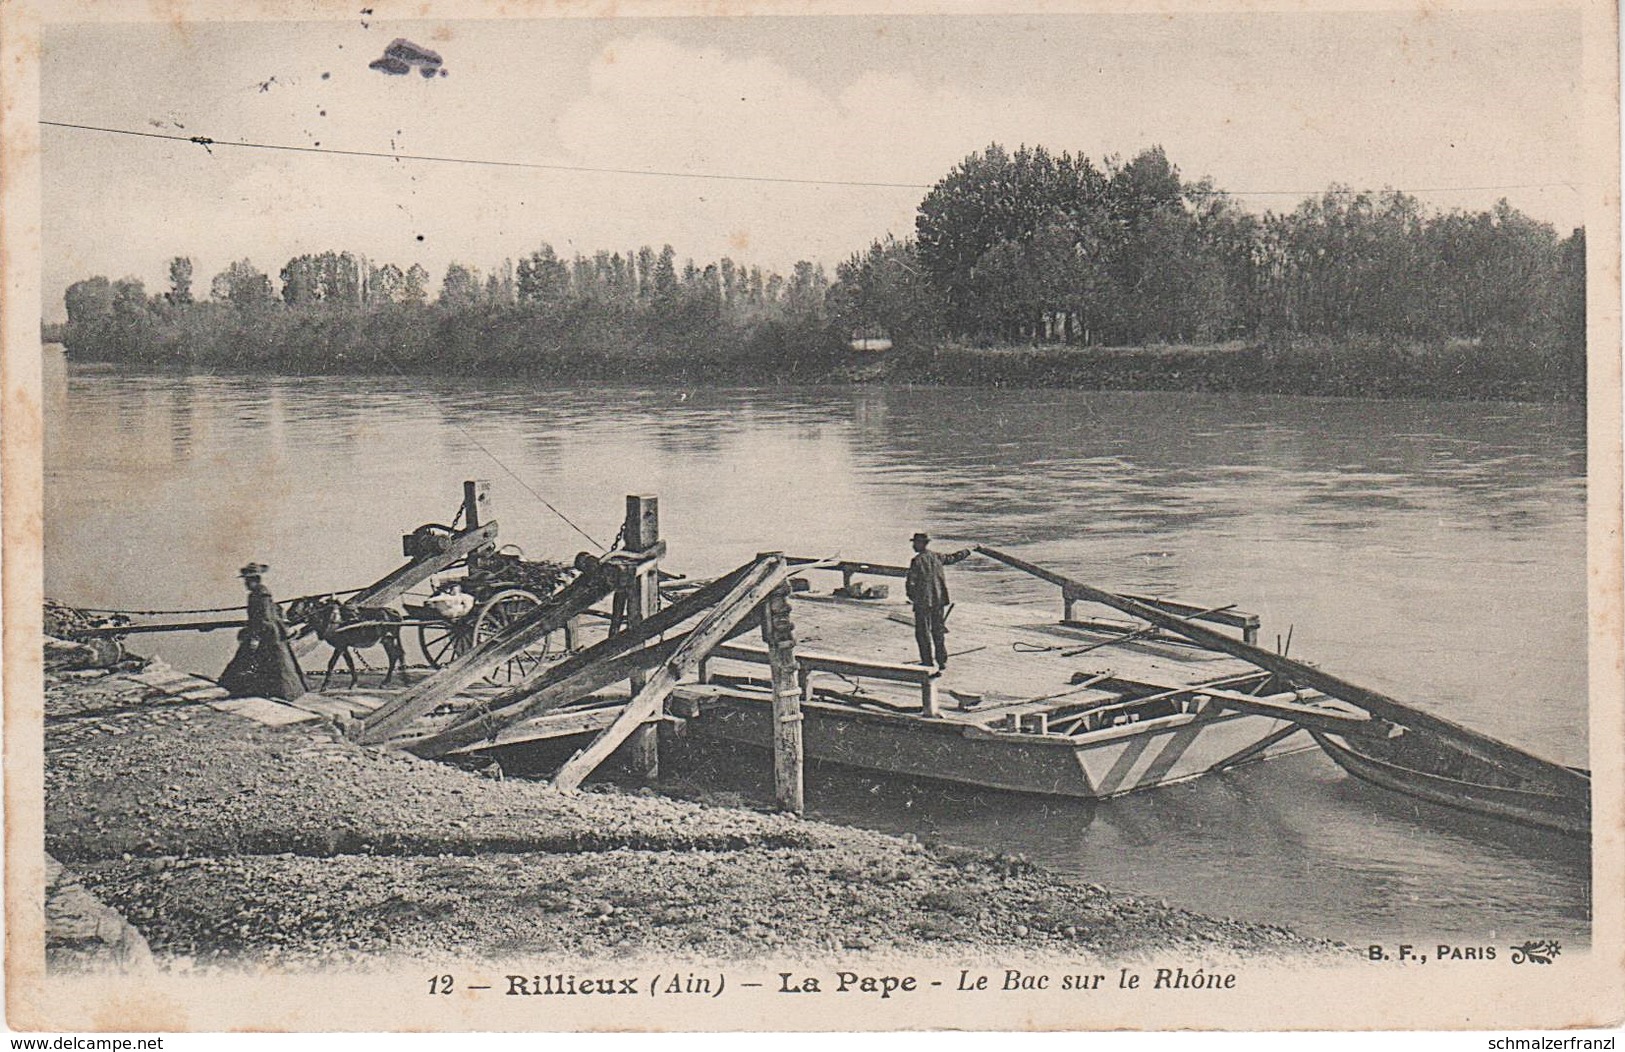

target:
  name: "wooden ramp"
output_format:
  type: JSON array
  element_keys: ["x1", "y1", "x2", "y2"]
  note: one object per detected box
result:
[{"x1": 339, "y1": 534, "x2": 805, "y2": 800}]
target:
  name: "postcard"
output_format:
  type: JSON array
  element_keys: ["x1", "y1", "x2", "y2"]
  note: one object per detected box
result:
[{"x1": 3, "y1": 0, "x2": 1620, "y2": 1035}]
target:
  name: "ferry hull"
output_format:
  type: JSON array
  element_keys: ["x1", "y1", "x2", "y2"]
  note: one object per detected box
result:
[{"x1": 687, "y1": 699, "x2": 1315, "y2": 799}]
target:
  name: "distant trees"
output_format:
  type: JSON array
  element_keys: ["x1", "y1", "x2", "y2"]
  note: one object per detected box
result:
[
  {"x1": 64, "y1": 276, "x2": 114, "y2": 327},
  {"x1": 366, "y1": 262, "x2": 406, "y2": 305},
  {"x1": 439, "y1": 262, "x2": 483, "y2": 309},
  {"x1": 828, "y1": 235, "x2": 940, "y2": 345},
  {"x1": 403, "y1": 264, "x2": 430, "y2": 305},
  {"x1": 898, "y1": 140, "x2": 1583, "y2": 374},
  {"x1": 166, "y1": 257, "x2": 194, "y2": 307},
  {"x1": 55, "y1": 139, "x2": 1587, "y2": 399},
  {"x1": 516, "y1": 245, "x2": 570, "y2": 307},
  {"x1": 210, "y1": 260, "x2": 276, "y2": 312},
  {"x1": 279, "y1": 252, "x2": 362, "y2": 308}
]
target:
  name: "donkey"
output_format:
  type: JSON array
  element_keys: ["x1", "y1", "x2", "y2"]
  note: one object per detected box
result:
[{"x1": 287, "y1": 596, "x2": 406, "y2": 689}]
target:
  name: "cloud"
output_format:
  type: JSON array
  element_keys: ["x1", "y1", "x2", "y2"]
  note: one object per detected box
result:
[
  {"x1": 541, "y1": 34, "x2": 1087, "y2": 271},
  {"x1": 40, "y1": 16, "x2": 1583, "y2": 319}
]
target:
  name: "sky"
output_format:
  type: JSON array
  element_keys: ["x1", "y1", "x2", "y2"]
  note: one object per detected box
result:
[{"x1": 40, "y1": 10, "x2": 1585, "y2": 320}]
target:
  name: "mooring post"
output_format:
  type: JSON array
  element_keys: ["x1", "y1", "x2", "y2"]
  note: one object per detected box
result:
[
  {"x1": 758, "y1": 553, "x2": 804, "y2": 814},
  {"x1": 463, "y1": 480, "x2": 492, "y2": 530},
  {"x1": 623, "y1": 495, "x2": 662, "y2": 780}
]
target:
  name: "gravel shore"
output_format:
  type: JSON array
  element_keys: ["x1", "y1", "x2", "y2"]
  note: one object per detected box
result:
[{"x1": 44, "y1": 665, "x2": 1339, "y2": 967}]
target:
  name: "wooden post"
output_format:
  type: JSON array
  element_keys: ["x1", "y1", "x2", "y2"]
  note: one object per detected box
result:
[
  {"x1": 463, "y1": 480, "x2": 492, "y2": 530},
  {"x1": 759, "y1": 556, "x2": 803, "y2": 814},
  {"x1": 623, "y1": 495, "x2": 661, "y2": 780},
  {"x1": 920, "y1": 677, "x2": 940, "y2": 718},
  {"x1": 551, "y1": 555, "x2": 788, "y2": 791}
]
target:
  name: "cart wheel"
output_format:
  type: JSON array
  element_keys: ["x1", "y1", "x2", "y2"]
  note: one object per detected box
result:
[
  {"x1": 417, "y1": 620, "x2": 470, "y2": 669},
  {"x1": 470, "y1": 588, "x2": 564, "y2": 685}
]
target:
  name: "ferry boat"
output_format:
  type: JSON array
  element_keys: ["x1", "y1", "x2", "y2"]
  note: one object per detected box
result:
[{"x1": 674, "y1": 556, "x2": 1348, "y2": 799}]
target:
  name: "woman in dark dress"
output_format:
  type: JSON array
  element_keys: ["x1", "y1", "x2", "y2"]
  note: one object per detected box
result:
[{"x1": 219, "y1": 563, "x2": 307, "y2": 699}]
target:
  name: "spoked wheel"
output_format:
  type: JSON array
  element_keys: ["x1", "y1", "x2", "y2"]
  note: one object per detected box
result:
[
  {"x1": 417, "y1": 619, "x2": 472, "y2": 669},
  {"x1": 470, "y1": 588, "x2": 565, "y2": 685}
]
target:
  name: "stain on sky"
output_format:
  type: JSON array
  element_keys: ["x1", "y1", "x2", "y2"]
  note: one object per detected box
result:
[{"x1": 369, "y1": 39, "x2": 446, "y2": 78}]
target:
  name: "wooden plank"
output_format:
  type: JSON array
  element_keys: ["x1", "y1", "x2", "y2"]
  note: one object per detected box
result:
[
  {"x1": 977, "y1": 545, "x2": 1590, "y2": 793},
  {"x1": 1061, "y1": 604, "x2": 1238, "y2": 656},
  {"x1": 1198, "y1": 686, "x2": 1396, "y2": 738},
  {"x1": 1116, "y1": 592, "x2": 1260, "y2": 633},
  {"x1": 1207, "y1": 724, "x2": 1304, "y2": 773},
  {"x1": 463, "y1": 480, "x2": 492, "y2": 529},
  {"x1": 711, "y1": 644, "x2": 934, "y2": 685},
  {"x1": 1039, "y1": 671, "x2": 1266, "y2": 722},
  {"x1": 439, "y1": 705, "x2": 652, "y2": 754},
  {"x1": 348, "y1": 522, "x2": 500, "y2": 611},
  {"x1": 408, "y1": 632, "x2": 686, "y2": 756},
  {"x1": 408, "y1": 561, "x2": 762, "y2": 757},
  {"x1": 71, "y1": 619, "x2": 247, "y2": 637},
  {"x1": 787, "y1": 557, "x2": 909, "y2": 579},
  {"x1": 551, "y1": 556, "x2": 789, "y2": 790},
  {"x1": 357, "y1": 565, "x2": 614, "y2": 743},
  {"x1": 759, "y1": 573, "x2": 804, "y2": 813},
  {"x1": 475, "y1": 560, "x2": 756, "y2": 713}
]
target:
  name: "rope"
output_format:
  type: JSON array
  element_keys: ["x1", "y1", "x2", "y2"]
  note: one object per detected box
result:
[
  {"x1": 39, "y1": 120, "x2": 933, "y2": 191},
  {"x1": 824, "y1": 670, "x2": 875, "y2": 698},
  {"x1": 75, "y1": 604, "x2": 241, "y2": 616},
  {"x1": 367, "y1": 346, "x2": 609, "y2": 552},
  {"x1": 39, "y1": 121, "x2": 1582, "y2": 198}
]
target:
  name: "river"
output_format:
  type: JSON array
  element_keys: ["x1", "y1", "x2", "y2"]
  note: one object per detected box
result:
[{"x1": 41, "y1": 347, "x2": 1591, "y2": 946}]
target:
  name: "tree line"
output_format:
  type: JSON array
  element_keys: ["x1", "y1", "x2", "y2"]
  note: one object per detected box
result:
[
  {"x1": 63, "y1": 242, "x2": 838, "y2": 379},
  {"x1": 60, "y1": 142, "x2": 1586, "y2": 398}
]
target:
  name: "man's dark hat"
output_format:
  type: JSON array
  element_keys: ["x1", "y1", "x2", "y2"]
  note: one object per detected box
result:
[
  {"x1": 912, "y1": 532, "x2": 930, "y2": 544},
  {"x1": 239, "y1": 562, "x2": 269, "y2": 578}
]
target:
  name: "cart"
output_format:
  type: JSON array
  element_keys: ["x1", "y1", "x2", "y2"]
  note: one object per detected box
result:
[{"x1": 400, "y1": 525, "x2": 579, "y2": 686}]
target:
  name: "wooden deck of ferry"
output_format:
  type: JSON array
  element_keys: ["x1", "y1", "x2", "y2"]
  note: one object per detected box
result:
[{"x1": 671, "y1": 568, "x2": 1333, "y2": 798}]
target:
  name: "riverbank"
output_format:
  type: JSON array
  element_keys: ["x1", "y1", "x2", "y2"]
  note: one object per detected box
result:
[
  {"x1": 43, "y1": 659, "x2": 1337, "y2": 968},
  {"x1": 876, "y1": 337, "x2": 1584, "y2": 403},
  {"x1": 54, "y1": 328, "x2": 1583, "y2": 403}
]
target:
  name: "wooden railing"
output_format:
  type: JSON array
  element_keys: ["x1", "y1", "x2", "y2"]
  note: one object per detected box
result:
[
  {"x1": 702, "y1": 642, "x2": 942, "y2": 717},
  {"x1": 785, "y1": 557, "x2": 908, "y2": 597}
]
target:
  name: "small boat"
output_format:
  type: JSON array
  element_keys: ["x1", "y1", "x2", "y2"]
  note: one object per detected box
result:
[
  {"x1": 1310, "y1": 730, "x2": 1590, "y2": 837},
  {"x1": 961, "y1": 547, "x2": 1590, "y2": 837}
]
